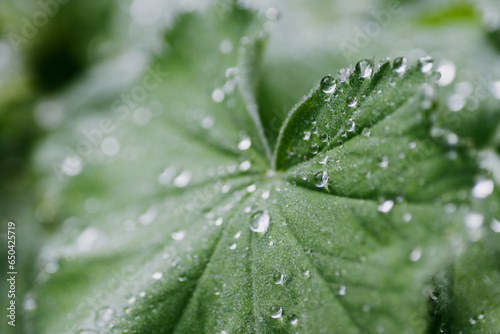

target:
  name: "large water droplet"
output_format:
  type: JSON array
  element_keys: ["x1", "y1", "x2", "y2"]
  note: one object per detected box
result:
[
  {"x1": 357, "y1": 59, "x2": 373, "y2": 78},
  {"x1": 95, "y1": 307, "x2": 114, "y2": 327},
  {"x1": 250, "y1": 210, "x2": 270, "y2": 233},
  {"x1": 471, "y1": 179, "x2": 494, "y2": 199},
  {"x1": 418, "y1": 56, "x2": 433, "y2": 73},
  {"x1": 393, "y1": 57, "x2": 407, "y2": 74},
  {"x1": 320, "y1": 75, "x2": 336, "y2": 93},
  {"x1": 314, "y1": 171, "x2": 329, "y2": 188}
]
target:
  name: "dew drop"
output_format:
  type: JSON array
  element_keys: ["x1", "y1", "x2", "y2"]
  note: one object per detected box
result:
[
  {"x1": 95, "y1": 307, "x2": 114, "y2": 327},
  {"x1": 378, "y1": 200, "x2": 394, "y2": 213},
  {"x1": 393, "y1": 57, "x2": 407, "y2": 74},
  {"x1": 289, "y1": 315, "x2": 299, "y2": 325},
  {"x1": 238, "y1": 137, "x2": 251, "y2": 151},
  {"x1": 378, "y1": 155, "x2": 389, "y2": 168},
  {"x1": 347, "y1": 97, "x2": 358, "y2": 108},
  {"x1": 303, "y1": 131, "x2": 311, "y2": 140},
  {"x1": 239, "y1": 160, "x2": 251, "y2": 171},
  {"x1": 319, "y1": 133, "x2": 328, "y2": 142},
  {"x1": 212, "y1": 88, "x2": 225, "y2": 102},
  {"x1": 319, "y1": 156, "x2": 329, "y2": 165},
  {"x1": 357, "y1": 59, "x2": 373, "y2": 78},
  {"x1": 362, "y1": 128, "x2": 371, "y2": 137},
  {"x1": 409, "y1": 248, "x2": 422, "y2": 262},
  {"x1": 314, "y1": 171, "x2": 329, "y2": 188},
  {"x1": 320, "y1": 75, "x2": 336, "y2": 93},
  {"x1": 261, "y1": 190, "x2": 270, "y2": 199},
  {"x1": 418, "y1": 56, "x2": 433, "y2": 73},
  {"x1": 250, "y1": 210, "x2": 270, "y2": 233},
  {"x1": 270, "y1": 307, "x2": 283, "y2": 319},
  {"x1": 310, "y1": 143, "x2": 319, "y2": 154},
  {"x1": 173, "y1": 171, "x2": 191, "y2": 188},
  {"x1": 215, "y1": 217, "x2": 223, "y2": 226},
  {"x1": 246, "y1": 184, "x2": 257, "y2": 192},
  {"x1": 471, "y1": 179, "x2": 494, "y2": 199},
  {"x1": 152, "y1": 272, "x2": 163, "y2": 280},
  {"x1": 464, "y1": 212, "x2": 484, "y2": 229},
  {"x1": 338, "y1": 285, "x2": 346, "y2": 295},
  {"x1": 274, "y1": 273, "x2": 285, "y2": 285},
  {"x1": 346, "y1": 118, "x2": 356, "y2": 132},
  {"x1": 234, "y1": 231, "x2": 241, "y2": 239},
  {"x1": 171, "y1": 230, "x2": 186, "y2": 241},
  {"x1": 491, "y1": 219, "x2": 500, "y2": 233},
  {"x1": 229, "y1": 243, "x2": 237, "y2": 250},
  {"x1": 403, "y1": 213, "x2": 412, "y2": 222},
  {"x1": 408, "y1": 141, "x2": 417, "y2": 149}
]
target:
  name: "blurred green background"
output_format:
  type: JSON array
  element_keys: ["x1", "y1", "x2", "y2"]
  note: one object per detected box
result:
[{"x1": 1, "y1": 0, "x2": 500, "y2": 333}]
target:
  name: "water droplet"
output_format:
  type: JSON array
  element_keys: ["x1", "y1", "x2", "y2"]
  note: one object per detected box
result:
[
  {"x1": 239, "y1": 160, "x2": 251, "y2": 171},
  {"x1": 152, "y1": 272, "x2": 163, "y2": 280},
  {"x1": 310, "y1": 143, "x2": 319, "y2": 154},
  {"x1": 347, "y1": 97, "x2": 358, "y2": 108},
  {"x1": 362, "y1": 128, "x2": 371, "y2": 137},
  {"x1": 174, "y1": 171, "x2": 191, "y2": 188},
  {"x1": 219, "y1": 39, "x2": 233, "y2": 54},
  {"x1": 346, "y1": 118, "x2": 356, "y2": 132},
  {"x1": 378, "y1": 156, "x2": 389, "y2": 168},
  {"x1": 234, "y1": 231, "x2": 241, "y2": 239},
  {"x1": 303, "y1": 269, "x2": 310, "y2": 276},
  {"x1": 238, "y1": 137, "x2": 251, "y2": 151},
  {"x1": 320, "y1": 75, "x2": 336, "y2": 93},
  {"x1": 437, "y1": 60, "x2": 456, "y2": 86},
  {"x1": 139, "y1": 207, "x2": 157, "y2": 225},
  {"x1": 464, "y1": 212, "x2": 484, "y2": 229},
  {"x1": 446, "y1": 132, "x2": 459, "y2": 146},
  {"x1": 95, "y1": 307, "x2": 114, "y2": 327},
  {"x1": 127, "y1": 296, "x2": 136, "y2": 304},
  {"x1": 478, "y1": 314, "x2": 485, "y2": 319},
  {"x1": 357, "y1": 59, "x2": 373, "y2": 78},
  {"x1": 250, "y1": 210, "x2": 270, "y2": 233},
  {"x1": 178, "y1": 277, "x2": 187, "y2": 282},
  {"x1": 338, "y1": 285, "x2": 346, "y2": 295},
  {"x1": 471, "y1": 179, "x2": 494, "y2": 199},
  {"x1": 229, "y1": 243, "x2": 237, "y2": 250},
  {"x1": 490, "y1": 218, "x2": 500, "y2": 233},
  {"x1": 403, "y1": 213, "x2": 412, "y2": 222},
  {"x1": 469, "y1": 318, "x2": 476, "y2": 325},
  {"x1": 393, "y1": 57, "x2": 407, "y2": 74},
  {"x1": 337, "y1": 68, "x2": 350, "y2": 82},
  {"x1": 378, "y1": 200, "x2": 394, "y2": 213},
  {"x1": 314, "y1": 171, "x2": 329, "y2": 188},
  {"x1": 409, "y1": 248, "x2": 422, "y2": 262},
  {"x1": 215, "y1": 217, "x2": 223, "y2": 226},
  {"x1": 418, "y1": 56, "x2": 433, "y2": 73},
  {"x1": 274, "y1": 273, "x2": 285, "y2": 285},
  {"x1": 212, "y1": 88, "x2": 225, "y2": 103},
  {"x1": 319, "y1": 156, "x2": 328, "y2": 165},
  {"x1": 75, "y1": 330, "x2": 98, "y2": 334},
  {"x1": 246, "y1": 184, "x2": 257, "y2": 192},
  {"x1": 289, "y1": 315, "x2": 299, "y2": 325},
  {"x1": 319, "y1": 133, "x2": 328, "y2": 142},
  {"x1": 303, "y1": 131, "x2": 311, "y2": 140},
  {"x1": 101, "y1": 137, "x2": 120, "y2": 156},
  {"x1": 171, "y1": 230, "x2": 186, "y2": 241},
  {"x1": 261, "y1": 191, "x2": 270, "y2": 199},
  {"x1": 270, "y1": 307, "x2": 283, "y2": 319}
]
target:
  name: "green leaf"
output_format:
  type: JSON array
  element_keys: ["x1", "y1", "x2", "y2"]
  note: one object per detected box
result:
[{"x1": 28, "y1": 3, "x2": 498, "y2": 334}]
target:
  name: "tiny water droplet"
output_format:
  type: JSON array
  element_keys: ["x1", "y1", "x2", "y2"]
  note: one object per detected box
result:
[
  {"x1": 320, "y1": 75, "x2": 336, "y2": 93},
  {"x1": 212, "y1": 88, "x2": 225, "y2": 103},
  {"x1": 347, "y1": 97, "x2": 358, "y2": 108},
  {"x1": 362, "y1": 128, "x2": 371, "y2": 137},
  {"x1": 393, "y1": 57, "x2": 407, "y2": 74},
  {"x1": 403, "y1": 213, "x2": 412, "y2": 222},
  {"x1": 152, "y1": 271, "x2": 163, "y2": 280},
  {"x1": 289, "y1": 315, "x2": 299, "y2": 325},
  {"x1": 471, "y1": 179, "x2": 494, "y2": 199},
  {"x1": 310, "y1": 143, "x2": 319, "y2": 154},
  {"x1": 464, "y1": 212, "x2": 484, "y2": 229},
  {"x1": 270, "y1": 307, "x2": 283, "y2": 319},
  {"x1": 171, "y1": 230, "x2": 186, "y2": 241},
  {"x1": 378, "y1": 200, "x2": 394, "y2": 213},
  {"x1": 178, "y1": 277, "x2": 187, "y2": 282},
  {"x1": 274, "y1": 273, "x2": 285, "y2": 285},
  {"x1": 234, "y1": 231, "x2": 241, "y2": 239},
  {"x1": 303, "y1": 131, "x2": 311, "y2": 140},
  {"x1": 338, "y1": 285, "x2": 346, "y2": 295},
  {"x1": 319, "y1": 156, "x2": 328, "y2": 165},
  {"x1": 346, "y1": 118, "x2": 356, "y2": 132},
  {"x1": 261, "y1": 190, "x2": 270, "y2": 199},
  {"x1": 418, "y1": 56, "x2": 433, "y2": 73},
  {"x1": 314, "y1": 171, "x2": 329, "y2": 188},
  {"x1": 95, "y1": 307, "x2": 114, "y2": 327},
  {"x1": 238, "y1": 137, "x2": 251, "y2": 150},
  {"x1": 215, "y1": 217, "x2": 223, "y2": 226},
  {"x1": 239, "y1": 160, "x2": 251, "y2": 171},
  {"x1": 357, "y1": 59, "x2": 373, "y2": 78},
  {"x1": 303, "y1": 269, "x2": 310, "y2": 276},
  {"x1": 174, "y1": 171, "x2": 191, "y2": 188},
  {"x1": 247, "y1": 184, "x2": 257, "y2": 192},
  {"x1": 250, "y1": 210, "x2": 270, "y2": 233},
  {"x1": 409, "y1": 248, "x2": 422, "y2": 262},
  {"x1": 378, "y1": 155, "x2": 389, "y2": 168},
  {"x1": 319, "y1": 133, "x2": 328, "y2": 142},
  {"x1": 229, "y1": 243, "x2": 237, "y2": 250}
]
